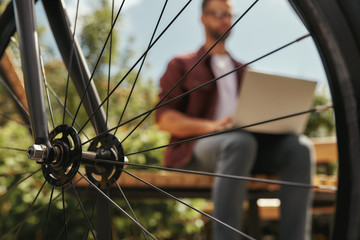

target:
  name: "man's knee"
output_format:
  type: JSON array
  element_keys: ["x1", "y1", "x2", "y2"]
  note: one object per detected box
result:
[
  {"x1": 221, "y1": 131, "x2": 257, "y2": 153},
  {"x1": 218, "y1": 131, "x2": 257, "y2": 171},
  {"x1": 280, "y1": 135, "x2": 315, "y2": 180},
  {"x1": 290, "y1": 135, "x2": 314, "y2": 163}
]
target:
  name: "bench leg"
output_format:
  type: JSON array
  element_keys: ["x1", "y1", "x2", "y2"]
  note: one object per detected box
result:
[
  {"x1": 247, "y1": 198, "x2": 262, "y2": 239},
  {"x1": 96, "y1": 193, "x2": 112, "y2": 240}
]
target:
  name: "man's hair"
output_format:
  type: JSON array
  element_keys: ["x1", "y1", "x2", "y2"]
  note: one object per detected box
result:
[
  {"x1": 202, "y1": 0, "x2": 229, "y2": 12},
  {"x1": 201, "y1": 0, "x2": 211, "y2": 11}
]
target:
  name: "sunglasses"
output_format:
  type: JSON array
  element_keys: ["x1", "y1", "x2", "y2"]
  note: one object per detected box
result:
[{"x1": 204, "y1": 10, "x2": 233, "y2": 19}]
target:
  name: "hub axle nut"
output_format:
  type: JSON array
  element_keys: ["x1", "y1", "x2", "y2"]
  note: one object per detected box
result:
[{"x1": 27, "y1": 144, "x2": 48, "y2": 163}]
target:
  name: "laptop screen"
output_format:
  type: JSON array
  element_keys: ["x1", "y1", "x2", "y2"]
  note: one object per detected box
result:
[{"x1": 232, "y1": 71, "x2": 316, "y2": 134}]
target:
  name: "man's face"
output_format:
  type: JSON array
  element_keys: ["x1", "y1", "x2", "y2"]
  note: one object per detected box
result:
[{"x1": 202, "y1": 0, "x2": 233, "y2": 41}]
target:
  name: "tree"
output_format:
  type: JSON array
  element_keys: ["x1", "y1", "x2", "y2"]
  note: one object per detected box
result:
[
  {"x1": 0, "y1": 2, "x2": 205, "y2": 239},
  {"x1": 304, "y1": 92, "x2": 335, "y2": 138}
]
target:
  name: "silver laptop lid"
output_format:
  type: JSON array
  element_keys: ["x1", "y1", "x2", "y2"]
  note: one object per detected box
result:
[{"x1": 232, "y1": 70, "x2": 317, "y2": 134}]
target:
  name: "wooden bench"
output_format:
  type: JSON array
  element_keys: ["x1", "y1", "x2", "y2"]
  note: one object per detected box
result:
[
  {"x1": 77, "y1": 139, "x2": 337, "y2": 219},
  {"x1": 75, "y1": 138, "x2": 338, "y2": 238},
  {"x1": 76, "y1": 138, "x2": 337, "y2": 197}
]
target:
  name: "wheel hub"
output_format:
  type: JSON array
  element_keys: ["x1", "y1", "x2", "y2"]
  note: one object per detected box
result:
[
  {"x1": 85, "y1": 133, "x2": 125, "y2": 189},
  {"x1": 27, "y1": 125, "x2": 125, "y2": 188},
  {"x1": 41, "y1": 124, "x2": 82, "y2": 187}
]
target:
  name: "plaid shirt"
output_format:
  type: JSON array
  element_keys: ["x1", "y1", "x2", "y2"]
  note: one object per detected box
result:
[{"x1": 156, "y1": 46, "x2": 245, "y2": 168}]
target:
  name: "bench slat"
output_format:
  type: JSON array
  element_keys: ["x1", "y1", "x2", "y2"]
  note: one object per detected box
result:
[{"x1": 74, "y1": 140, "x2": 337, "y2": 195}]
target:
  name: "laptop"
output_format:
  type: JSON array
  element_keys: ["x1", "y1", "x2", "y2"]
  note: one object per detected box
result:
[{"x1": 232, "y1": 70, "x2": 317, "y2": 134}]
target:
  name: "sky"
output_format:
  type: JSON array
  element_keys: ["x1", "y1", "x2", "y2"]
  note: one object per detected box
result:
[
  {"x1": 37, "y1": 0, "x2": 328, "y2": 90},
  {"x1": 120, "y1": 0, "x2": 327, "y2": 87}
]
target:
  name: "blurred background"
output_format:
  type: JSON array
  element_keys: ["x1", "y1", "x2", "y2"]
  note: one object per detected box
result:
[{"x1": 0, "y1": 0, "x2": 336, "y2": 239}]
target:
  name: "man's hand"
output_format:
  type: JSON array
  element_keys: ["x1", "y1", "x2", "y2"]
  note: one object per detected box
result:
[
  {"x1": 158, "y1": 110, "x2": 233, "y2": 138},
  {"x1": 211, "y1": 115, "x2": 233, "y2": 132}
]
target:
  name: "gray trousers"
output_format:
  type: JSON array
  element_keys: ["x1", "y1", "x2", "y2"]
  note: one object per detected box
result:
[{"x1": 187, "y1": 131, "x2": 314, "y2": 240}]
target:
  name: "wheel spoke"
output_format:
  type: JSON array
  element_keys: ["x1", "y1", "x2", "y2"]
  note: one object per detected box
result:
[
  {"x1": 114, "y1": 0, "x2": 169, "y2": 135},
  {"x1": 0, "y1": 168, "x2": 41, "y2": 200},
  {"x1": 13, "y1": 180, "x2": 46, "y2": 238},
  {"x1": 46, "y1": 83, "x2": 90, "y2": 141},
  {"x1": 0, "y1": 77, "x2": 29, "y2": 119},
  {"x1": 121, "y1": 32, "x2": 308, "y2": 143},
  {"x1": 81, "y1": 157, "x2": 336, "y2": 191},
  {"x1": 1, "y1": 177, "x2": 85, "y2": 239},
  {"x1": 63, "y1": 0, "x2": 81, "y2": 125},
  {"x1": 40, "y1": 55, "x2": 55, "y2": 129},
  {"x1": 82, "y1": 32, "x2": 310, "y2": 146},
  {"x1": 2, "y1": 207, "x2": 46, "y2": 239},
  {"x1": 85, "y1": 103, "x2": 324, "y2": 158},
  {"x1": 106, "y1": 0, "x2": 115, "y2": 127},
  {"x1": 124, "y1": 105, "x2": 330, "y2": 156},
  {"x1": 122, "y1": 169, "x2": 255, "y2": 240},
  {"x1": 71, "y1": 0, "x2": 126, "y2": 127},
  {"x1": 56, "y1": 182, "x2": 94, "y2": 240},
  {"x1": 85, "y1": 197, "x2": 98, "y2": 240},
  {"x1": 43, "y1": 186, "x2": 55, "y2": 240},
  {"x1": 0, "y1": 171, "x2": 35, "y2": 177},
  {"x1": 0, "y1": 0, "x2": 347, "y2": 238},
  {"x1": 71, "y1": 182, "x2": 97, "y2": 240},
  {"x1": 0, "y1": 113, "x2": 30, "y2": 128},
  {"x1": 77, "y1": 171, "x2": 157, "y2": 240},
  {"x1": 115, "y1": 181, "x2": 149, "y2": 240},
  {"x1": 77, "y1": 0, "x2": 192, "y2": 134},
  {"x1": 120, "y1": 0, "x2": 260, "y2": 143},
  {"x1": 0, "y1": 145, "x2": 27, "y2": 152},
  {"x1": 62, "y1": 187, "x2": 68, "y2": 240}
]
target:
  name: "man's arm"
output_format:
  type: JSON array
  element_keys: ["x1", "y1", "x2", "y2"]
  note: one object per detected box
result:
[{"x1": 157, "y1": 109, "x2": 233, "y2": 138}]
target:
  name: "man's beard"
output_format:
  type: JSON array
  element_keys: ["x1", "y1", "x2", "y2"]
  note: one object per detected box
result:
[{"x1": 209, "y1": 28, "x2": 231, "y2": 41}]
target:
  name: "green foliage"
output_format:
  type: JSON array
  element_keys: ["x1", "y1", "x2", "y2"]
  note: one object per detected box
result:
[
  {"x1": 79, "y1": 0, "x2": 119, "y2": 79},
  {"x1": 0, "y1": 2, "x2": 207, "y2": 239},
  {"x1": 112, "y1": 198, "x2": 207, "y2": 239},
  {"x1": 43, "y1": 59, "x2": 90, "y2": 128},
  {"x1": 305, "y1": 93, "x2": 335, "y2": 138},
  {"x1": 0, "y1": 1, "x2": 11, "y2": 14},
  {"x1": 0, "y1": 122, "x2": 43, "y2": 239},
  {"x1": 0, "y1": 1, "x2": 337, "y2": 238}
]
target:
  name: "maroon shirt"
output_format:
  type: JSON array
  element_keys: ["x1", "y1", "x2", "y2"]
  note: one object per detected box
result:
[{"x1": 156, "y1": 46, "x2": 246, "y2": 167}]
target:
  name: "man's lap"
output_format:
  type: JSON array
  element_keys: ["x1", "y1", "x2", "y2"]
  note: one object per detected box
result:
[{"x1": 185, "y1": 130, "x2": 313, "y2": 177}]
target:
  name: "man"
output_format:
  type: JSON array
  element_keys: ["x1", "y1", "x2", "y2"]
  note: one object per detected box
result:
[{"x1": 156, "y1": 0, "x2": 314, "y2": 239}]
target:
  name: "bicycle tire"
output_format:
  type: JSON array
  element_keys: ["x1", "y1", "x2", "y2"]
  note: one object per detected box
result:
[{"x1": 290, "y1": 0, "x2": 360, "y2": 238}]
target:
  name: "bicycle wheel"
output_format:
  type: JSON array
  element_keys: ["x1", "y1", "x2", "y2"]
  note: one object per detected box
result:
[
  {"x1": 0, "y1": 0, "x2": 359, "y2": 239},
  {"x1": 290, "y1": 0, "x2": 360, "y2": 238}
]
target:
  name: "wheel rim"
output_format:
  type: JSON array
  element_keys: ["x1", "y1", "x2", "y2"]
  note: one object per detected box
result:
[{"x1": 291, "y1": 0, "x2": 360, "y2": 238}]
